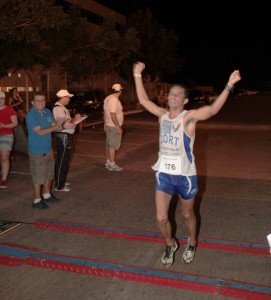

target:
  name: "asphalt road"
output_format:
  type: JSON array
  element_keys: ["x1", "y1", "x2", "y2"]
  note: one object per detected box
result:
[{"x1": 0, "y1": 94, "x2": 271, "y2": 300}]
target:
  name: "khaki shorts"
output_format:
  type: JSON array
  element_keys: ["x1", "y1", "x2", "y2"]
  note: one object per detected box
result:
[
  {"x1": 105, "y1": 126, "x2": 122, "y2": 150},
  {"x1": 29, "y1": 151, "x2": 54, "y2": 185}
]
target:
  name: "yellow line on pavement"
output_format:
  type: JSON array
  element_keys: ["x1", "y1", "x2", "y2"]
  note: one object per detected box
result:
[{"x1": 0, "y1": 223, "x2": 22, "y2": 236}]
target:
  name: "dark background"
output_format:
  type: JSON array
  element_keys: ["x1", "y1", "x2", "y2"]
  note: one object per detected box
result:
[{"x1": 95, "y1": 0, "x2": 271, "y2": 89}]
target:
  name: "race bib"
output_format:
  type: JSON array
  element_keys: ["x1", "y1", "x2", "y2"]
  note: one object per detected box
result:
[{"x1": 159, "y1": 154, "x2": 182, "y2": 175}]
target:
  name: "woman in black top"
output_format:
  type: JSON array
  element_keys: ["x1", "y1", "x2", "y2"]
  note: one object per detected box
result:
[{"x1": 8, "y1": 87, "x2": 26, "y2": 122}]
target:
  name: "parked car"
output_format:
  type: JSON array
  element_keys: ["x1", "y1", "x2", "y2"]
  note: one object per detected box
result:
[
  {"x1": 184, "y1": 89, "x2": 209, "y2": 110},
  {"x1": 228, "y1": 88, "x2": 258, "y2": 100},
  {"x1": 46, "y1": 89, "x2": 106, "y2": 130},
  {"x1": 67, "y1": 89, "x2": 106, "y2": 116}
]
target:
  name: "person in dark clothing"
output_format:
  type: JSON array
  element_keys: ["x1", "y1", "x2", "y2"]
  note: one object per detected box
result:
[{"x1": 53, "y1": 89, "x2": 81, "y2": 192}]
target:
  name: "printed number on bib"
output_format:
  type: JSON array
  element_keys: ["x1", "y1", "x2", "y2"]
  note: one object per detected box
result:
[{"x1": 159, "y1": 155, "x2": 181, "y2": 175}]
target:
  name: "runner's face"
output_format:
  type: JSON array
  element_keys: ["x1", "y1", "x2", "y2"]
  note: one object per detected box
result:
[{"x1": 168, "y1": 86, "x2": 187, "y2": 109}]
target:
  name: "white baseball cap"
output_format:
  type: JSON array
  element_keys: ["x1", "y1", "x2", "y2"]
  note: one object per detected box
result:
[
  {"x1": 56, "y1": 89, "x2": 74, "y2": 98},
  {"x1": 112, "y1": 83, "x2": 123, "y2": 92}
]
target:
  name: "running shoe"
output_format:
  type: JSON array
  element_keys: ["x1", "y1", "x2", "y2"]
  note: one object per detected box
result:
[
  {"x1": 43, "y1": 194, "x2": 60, "y2": 203},
  {"x1": 107, "y1": 164, "x2": 123, "y2": 171},
  {"x1": 161, "y1": 239, "x2": 178, "y2": 267},
  {"x1": 54, "y1": 186, "x2": 71, "y2": 192},
  {"x1": 0, "y1": 180, "x2": 7, "y2": 188},
  {"x1": 182, "y1": 239, "x2": 197, "y2": 264},
  {"x1": 32, "y1": 200, "x2": 49, "y2": 209}
]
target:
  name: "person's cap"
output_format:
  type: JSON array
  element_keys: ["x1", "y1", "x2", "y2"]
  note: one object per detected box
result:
[
  {"x1": 56, "y1": 89, "x2": 74, "y2": 98},
  {"x1": 0, "y1": 92, "x2": 5, "y2": 99},
  {"x1": 112, "y1": 83, "x2": 123, "y2": 92}
]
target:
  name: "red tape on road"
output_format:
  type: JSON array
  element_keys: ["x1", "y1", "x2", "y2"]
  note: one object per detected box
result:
[
  {"x1": 34, "y1": 218, "x2": 269, "y2": 256},
  {"x1": 0, "y1": 244, "x2": 270, "y2": 300}
]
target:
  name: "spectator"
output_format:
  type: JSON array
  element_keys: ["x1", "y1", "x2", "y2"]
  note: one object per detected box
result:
[
  {"x1": 8, "y1": 88, "x2": 26, "y2": 124},
  {"x1": 53, "y1": 89, "x2": 81, "y2": 192},
  {"x1": 103, "y1": 83, "x2": 124, "y2": 171},
  {"x1": 26, "y1": 92, "x2": 64, "y2": 209},
  {"x1": 0, "y1": 91, "x2": 18, "y2": 188}
]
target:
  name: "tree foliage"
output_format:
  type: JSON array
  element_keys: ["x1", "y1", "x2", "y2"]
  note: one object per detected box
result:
[
  {"x1": 0, "y1": 0, "x2": 70, "y2": 42},
  {"x1": 0, "y1": 0, "x2": 140, "y2": 89},
  {"x1": 62, "y1": 18, "x2": 140, "y2": 87},
  {"x1": 0, "y1": 1, "x2": 183, "y2": 89},
  {"x1": 0, "y1": 0, "x2": 72, "y2": 87},
  {"x1": 126, "y1": 8, "x2": 184, "y2": 82}
]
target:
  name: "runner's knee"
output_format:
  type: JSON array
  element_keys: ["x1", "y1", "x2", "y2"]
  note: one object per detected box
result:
[{"x1": 156, "y1": 214, "x2": 168, "y2": 225}]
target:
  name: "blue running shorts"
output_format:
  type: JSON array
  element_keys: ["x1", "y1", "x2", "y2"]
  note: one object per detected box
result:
[{"x1": 155, "y1": 172, "x2": 198, "y2": 200}]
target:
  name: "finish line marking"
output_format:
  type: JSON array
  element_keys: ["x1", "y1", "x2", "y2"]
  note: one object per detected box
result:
[
  {"x1": 0, "y1": 243, "x2": 270, "y2": 300},
  {"x1": 33, "y1": 218, "x2": 269, "y2": 256}
]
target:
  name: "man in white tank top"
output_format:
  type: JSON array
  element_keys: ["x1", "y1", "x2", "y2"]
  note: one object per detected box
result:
[{"x1": 133, "y1": 62, "x2": 241, "y2": 267}]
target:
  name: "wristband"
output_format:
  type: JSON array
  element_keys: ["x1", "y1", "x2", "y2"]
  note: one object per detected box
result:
[
  {"x1": 224, "y1": 84, "x2": 234, "y2": 92},
  {"x1": 133, "y1": 73, "x2": 142, "y2": 77}
]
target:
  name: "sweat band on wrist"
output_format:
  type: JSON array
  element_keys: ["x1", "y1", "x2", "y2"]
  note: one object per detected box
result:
[{"x1": 224, "y1": 84, "x2": 234, "y2": 92}]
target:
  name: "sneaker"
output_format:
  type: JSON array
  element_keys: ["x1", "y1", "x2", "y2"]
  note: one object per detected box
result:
[
  {"x1": 65, "y1": 182, "x2": 70, "y2": 186},
  {"x1": 182, "y1": 240, "x2": 197, "y2": 264},
  {"x1": 43, "y1": 194, "x2": 60, "y2": 203},
  {"x1": 0, "y1": 180, "x2": 7, "y2": 188},
  {"x1": 161, "y1": 239, "x2": 178, "y2": 267},
  {"x1": 107, "y1": 164, "x2": 123, "y2": 171},
  {"x1": 54, "y1": 186, "x2": 71, "y2": 192},
  {"x1": 32, "y1": 200, "x2": 49, "y2": 209},
  {"x1": 105, "y1": 163, "x2": 110, "y2": 170}
]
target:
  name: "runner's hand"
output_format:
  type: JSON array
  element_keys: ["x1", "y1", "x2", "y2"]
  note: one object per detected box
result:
[{"x1": 133, "y1": 62, "x2": 145, "y2": 75}]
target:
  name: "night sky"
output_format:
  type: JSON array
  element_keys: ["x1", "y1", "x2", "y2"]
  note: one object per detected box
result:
[{"x1": 95, "y1": 0, "x2": 271, "y2": 89}]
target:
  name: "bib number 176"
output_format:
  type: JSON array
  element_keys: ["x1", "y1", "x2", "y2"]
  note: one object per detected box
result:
[
  {"x1": 159, "y1": 155, "x2": 181, "y2": 174},
  {"x1": 164, "y1": 163, "x2": 176, "y2": 171}
]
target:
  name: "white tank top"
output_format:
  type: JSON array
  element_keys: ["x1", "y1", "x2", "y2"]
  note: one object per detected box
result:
[{"x1": 152, "y1": 111, "x2": 197, "y2": 176}]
